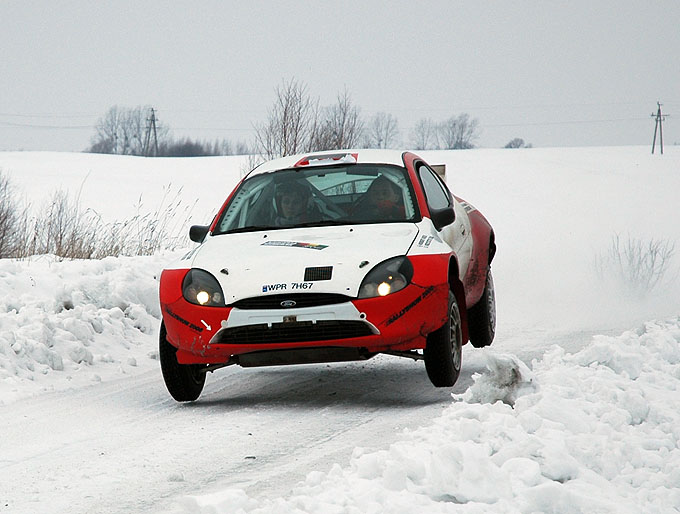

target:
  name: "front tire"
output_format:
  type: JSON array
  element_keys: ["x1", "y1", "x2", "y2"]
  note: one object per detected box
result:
[
  {"x1": 159, "y1": 322, "x2": 206, "y2": 402},
  {"x1": 424, "y1": 291, "x2": 462, "y2": 387},
  {"x1": 468, "y1": 268, "x2": 496, "y2": 348}
]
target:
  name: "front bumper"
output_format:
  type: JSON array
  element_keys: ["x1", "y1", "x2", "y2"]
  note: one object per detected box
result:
[
  {"x1": 161, "y1": 281, "x2": 449, "y2": 366},
  {"x1": 159, "y1": 251, "x2": 452, "y2": 365}
]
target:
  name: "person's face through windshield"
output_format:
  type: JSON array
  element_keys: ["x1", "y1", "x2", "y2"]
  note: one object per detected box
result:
[
  {"x1": 279, "y1": 189, "x2": 305, "y2": 219},
  {"x1": 369, "y1": 179, "x2": 399, "y2": 209}
]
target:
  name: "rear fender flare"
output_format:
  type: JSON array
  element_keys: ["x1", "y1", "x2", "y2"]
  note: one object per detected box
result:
[
  {"x1": 466, "y1": 209, "x2": 495, "y2": 307},
  {"x1": 448, "y1": 256, "x2": 469, "y2": 343}
]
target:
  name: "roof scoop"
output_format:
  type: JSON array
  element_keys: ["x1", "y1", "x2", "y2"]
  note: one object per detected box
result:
[{"x1": 294, "y1": 153, "x2": 358, "y2": 167}]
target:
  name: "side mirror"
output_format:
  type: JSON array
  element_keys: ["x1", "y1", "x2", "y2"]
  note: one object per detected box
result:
[
  {"x1": 189, "y1": 225, "x2": 210, "y2": 243},
  {"x1": 430, "y1": 208, "x2": 455, "y2": 231}
]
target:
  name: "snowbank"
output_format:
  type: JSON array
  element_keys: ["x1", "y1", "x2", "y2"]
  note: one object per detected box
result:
[
  {"x1": 175, "y1": 320, "x2": 680, "y2": 513},
  {"x1": 0, "y1": 253, "x2": 174, "y2": 403}
]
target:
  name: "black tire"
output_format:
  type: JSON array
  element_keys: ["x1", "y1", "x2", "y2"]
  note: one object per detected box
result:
[
  {"x1": 468, "y1": 268, "x2": 496, "y2": 348},
  {"x1": 159, "y1": 322, "x2": 206, "y2": 402},
  {"x1": 424, "y1": 291, "x2": 463, "y2": 387}
]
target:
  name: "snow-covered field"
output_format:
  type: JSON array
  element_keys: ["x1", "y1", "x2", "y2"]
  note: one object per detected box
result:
[{"x1": 0, "y1": 146, "x2": 679, "y2": 513}]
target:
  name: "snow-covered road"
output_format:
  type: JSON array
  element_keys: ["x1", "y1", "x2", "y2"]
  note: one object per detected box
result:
[{"x1": 2, "y1": 352, "x2": 488, "y2": 514}]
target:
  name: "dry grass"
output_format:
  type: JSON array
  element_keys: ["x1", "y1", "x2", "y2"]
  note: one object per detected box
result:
[
  {"x1": 0, "y1": 169, "x2": 195, "y2": 260},
  {"x1": 0, "y1": 171, "x2": 31, "y2": 258}
]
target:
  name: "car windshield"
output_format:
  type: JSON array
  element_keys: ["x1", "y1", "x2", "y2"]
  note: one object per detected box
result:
[{"x1": 214, "y1": 164, "x2": 420, "y2": 234}]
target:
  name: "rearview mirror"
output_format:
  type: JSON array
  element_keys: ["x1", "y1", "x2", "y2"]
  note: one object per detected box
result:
[
  {"x1": 430, "y1": 208, "x2": 455, "y2": 231},
  {"x1": 189, "y1": 225, "x2": 210, "y2": 243}
]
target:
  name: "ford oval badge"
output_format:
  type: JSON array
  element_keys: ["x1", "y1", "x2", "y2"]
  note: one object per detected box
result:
[{"x1": 280, "y1": 300, "x2": 297, "y2": 308}]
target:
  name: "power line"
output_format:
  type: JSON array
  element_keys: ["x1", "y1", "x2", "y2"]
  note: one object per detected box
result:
[
  {"x1": 362, "y1": 101, "x2": 672, "y2": 115},
  {"x1": 0, "y1": 112, "x2": 99, "y2": 119},
  {"x1": 0, "y1": 107, "x2": 667, "y2": 135},
  {"x1": 0, "y1": 117, "x2": 653, "y2": 133},
  {"x1": 170, "y1": 126, "x2": 253, "y2": 131},
  {"x1": 2, "y1": 99, "x2": 678, "y2": 120},
  {"x1": 483, "y1": 117, "x2": 650, "y2": 129},
  {"x1": 0, "y1": 120, "x2": 93, "y2": 129}
]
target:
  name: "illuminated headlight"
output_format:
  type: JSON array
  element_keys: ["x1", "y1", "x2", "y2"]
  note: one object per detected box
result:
[
  {"x1": 182, "y1": 269, "x2": 225, "y2": 307},
  {"x1": 358, "y1": 256, "x2": 413, "y2": 298}
]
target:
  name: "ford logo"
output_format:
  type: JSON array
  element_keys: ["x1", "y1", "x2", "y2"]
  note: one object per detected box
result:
[{"x1": 280, "y1": 300, "x2": 297, "y2": 308}]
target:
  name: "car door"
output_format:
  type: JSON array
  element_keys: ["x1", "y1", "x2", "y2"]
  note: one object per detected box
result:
[{"x1": 417, "y1": 163, "x2": 473, "y2": 278}]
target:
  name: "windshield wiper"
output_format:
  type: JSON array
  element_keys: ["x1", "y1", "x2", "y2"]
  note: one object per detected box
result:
[
  {"x1": 222, "y1": 219, "x2": 367, "y2": 233},
  {"x1": 223, "y1": 225, "x2": 278, "y2": 234},
  {"x1": 294, "y1": 219, "x2": 354, "y2": 228}
]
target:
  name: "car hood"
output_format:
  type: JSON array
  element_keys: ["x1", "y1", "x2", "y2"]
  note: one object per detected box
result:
[{"x1": 187, "y1": 224, "x2": 419, "y2": 302}]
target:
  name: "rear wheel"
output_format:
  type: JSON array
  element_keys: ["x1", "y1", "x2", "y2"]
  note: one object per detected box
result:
[
  {"x1": 468, "y1": 268, "x2": 496, "y2": 348},
  {"x1": 424, "y1": 291, "x2": 462, "y2": 387},
  {"x1": 159, "y1": 322, "x2": 206, "y2": 402}
]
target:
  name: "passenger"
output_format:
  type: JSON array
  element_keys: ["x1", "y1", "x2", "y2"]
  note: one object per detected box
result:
[{"x1": 356, "y1": 176, "x2": 405, "y2": 220}]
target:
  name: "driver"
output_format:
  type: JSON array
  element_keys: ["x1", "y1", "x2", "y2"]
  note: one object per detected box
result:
[{"x1": 274, "y1": 181, "x2": 320, "y2": 226}]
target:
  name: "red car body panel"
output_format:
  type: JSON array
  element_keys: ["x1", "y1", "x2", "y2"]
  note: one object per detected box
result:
[{"x1": 463, "y1": 209, "x2": 495, "y2": 307}]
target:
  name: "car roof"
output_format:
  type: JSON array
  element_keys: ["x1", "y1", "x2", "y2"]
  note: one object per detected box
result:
[{"x1": 248, "y1": 149, "x2": 408, "y2": 177}]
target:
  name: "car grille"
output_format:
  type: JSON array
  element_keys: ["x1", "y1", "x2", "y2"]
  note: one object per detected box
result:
[
  {"x1": 230, "y1": 293, "x2": 353, "y2": 310},
  {"x1": 212, "y1": 320, "x2": 373, "y2": 345}
]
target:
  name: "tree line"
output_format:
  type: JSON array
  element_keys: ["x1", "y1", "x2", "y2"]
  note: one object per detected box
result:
[
  {"x1": 88, "y1": 79, "x2": 529, "y2": 157},
  {"x1": 87, "y1": 105, "x2": 250, "y2": 157}
]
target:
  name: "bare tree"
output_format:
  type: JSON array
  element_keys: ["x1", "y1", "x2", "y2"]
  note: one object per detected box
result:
[
  {"x1": 88, "y1": 105, "x2": 169, "y2": 155},
  {"x1": 362, "y1": 112, "x2": 399, "y2": 148},
  {"x1": 595, "y1": 234, "x2": 676, "y2": 297},
  {"x1": 410, "y1": 118, "x2": 440, "y2": 150},
  {"x1": 504, "y1": 138, "x2": 532, "y2": 149},
  {"x1": 311, "y1": 89, "x2": 364, "y2": 150},
  {"x1": 218, "y1": 139, "x2": 251, "y2": 156},
  {"x1": 254, "y1": 79, "x2": 319, "y2": 159},
  {"x1": 255, "y1": 81, "x2": 370, "y2": 157},
  {"x1": 439, "y1": 113, "x2": 480, "y2": 150}
]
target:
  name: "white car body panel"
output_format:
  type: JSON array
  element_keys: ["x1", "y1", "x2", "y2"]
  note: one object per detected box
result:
[
  {"x1": 406, "y1": 212, "x2": 472, "y2": 281},
  {"x1": 182, "y1": 223, "x2": 423, "y2": 302}
]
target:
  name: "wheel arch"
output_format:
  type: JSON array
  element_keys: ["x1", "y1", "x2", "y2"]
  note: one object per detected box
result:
[{"x1": 488, "y1": 229, "x2": 496, "y2": 264}]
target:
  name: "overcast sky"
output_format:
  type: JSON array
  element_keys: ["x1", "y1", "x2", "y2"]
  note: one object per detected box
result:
[{"x1": 2, "y1": 0, "x2": 679, "y2": 152}]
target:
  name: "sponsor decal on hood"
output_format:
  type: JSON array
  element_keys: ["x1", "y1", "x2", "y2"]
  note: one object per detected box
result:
[{"x1": 261, "y1": 241, "x2": 328, "y2": 250}]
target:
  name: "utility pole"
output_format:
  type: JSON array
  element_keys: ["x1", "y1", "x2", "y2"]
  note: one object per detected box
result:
[
  {"x1": 651, "y1": 102, "x2": 668, "y2": 154},
  {"x1": 143, "y1": 108, "x2": 159, "y2": 157}
]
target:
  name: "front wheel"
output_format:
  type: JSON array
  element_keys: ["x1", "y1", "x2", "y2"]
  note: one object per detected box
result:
[
  {"x1": 424, "y1": 291, "x2": 462, "y2": 387},
  {"x1": 468, "y1": 268, "x2": 496, "y2": 348},
  {"x1": 159, "y1": 322, "x2": 206, "y2": 402}
]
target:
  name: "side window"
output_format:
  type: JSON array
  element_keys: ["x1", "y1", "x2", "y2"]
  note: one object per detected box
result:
[{"x1": 418, "y1": 164, "x2": 451, "y2": 210}]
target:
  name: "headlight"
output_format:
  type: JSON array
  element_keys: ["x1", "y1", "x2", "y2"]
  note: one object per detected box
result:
[
  {"x1": 182, "y1": 269, "x2": 225, "y2": 307},
  {"x1": 358, "y1": 256, "x2": 413, "y2": 298}
]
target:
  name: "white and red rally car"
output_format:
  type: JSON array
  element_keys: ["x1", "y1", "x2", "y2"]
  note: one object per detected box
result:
[{"x1": 159, "y1": 150, "x2": 496, "y2": 401}]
